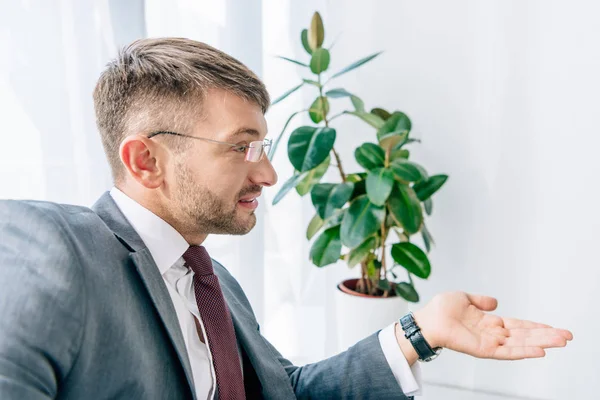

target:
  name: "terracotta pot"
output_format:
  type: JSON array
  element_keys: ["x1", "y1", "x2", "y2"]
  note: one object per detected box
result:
[{"x1": 334, "y1": 278, "x2": 408, "y2": 352}]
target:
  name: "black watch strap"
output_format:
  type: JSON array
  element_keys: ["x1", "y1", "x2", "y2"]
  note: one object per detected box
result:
[{"x1": 399, "y1": 312, "x2": 442, "y2": 362}]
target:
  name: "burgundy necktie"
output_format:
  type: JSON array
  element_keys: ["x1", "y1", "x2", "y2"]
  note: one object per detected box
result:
[{"x1": 183, "y1": 245, "x2": 245, "y2": 400}]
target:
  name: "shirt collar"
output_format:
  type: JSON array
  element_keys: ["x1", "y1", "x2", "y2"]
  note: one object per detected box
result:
[{"x1": 109, "y1": 187, "x2": 189, "y2": 276}]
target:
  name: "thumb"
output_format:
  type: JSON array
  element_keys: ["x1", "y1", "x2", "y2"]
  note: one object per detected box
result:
[{"x1": 466, "y1": 293, "x2": 498, "y2": 311}]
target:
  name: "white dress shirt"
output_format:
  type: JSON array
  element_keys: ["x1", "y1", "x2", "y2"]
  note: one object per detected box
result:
[{"x1": 110, "y1": 187, "x2": 422, "y2": 398}]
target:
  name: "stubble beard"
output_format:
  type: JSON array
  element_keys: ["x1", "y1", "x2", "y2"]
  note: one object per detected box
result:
[{"x1": 174, "y1": 165, "x2": 257, "y2": 236}]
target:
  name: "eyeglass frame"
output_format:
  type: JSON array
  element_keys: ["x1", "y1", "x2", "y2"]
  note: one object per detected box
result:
[{"x1": 146, "y1": 131, "x2": 272, "y2": 163}]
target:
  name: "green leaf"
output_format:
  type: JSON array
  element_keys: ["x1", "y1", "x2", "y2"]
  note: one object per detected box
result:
[
  {"x1": 395, "y1": 282, "x2": 420, "y2": 302},
  {"x1": 390, "y1": 159, "x2": 425, "y2": 183},
  {"x1": 355, "y1": 143, "x2": 385, "y2": 171},
  {"x1": 330, "y1": 51, "x2": 383, "y2": 80},
  {"x1": 347, "y1": 172, "x2": 367, "y2": 183},
  {"x1": 272, "y1": 173, "x2": 306, "y2": 205},
  {"x1": 371, "y1": 107, "x2": 392, "y2": 121},
  {"x1": 340, "y1": 195, "x2": 385, "y2": 248},
  {"x1": 288, "y1": 126, "x2": 336, "y2": 172},
  {"x1": 377, "y1": 111, "x2": 412, "y2": 151},
  {"x1": 378, "y1": 111, "x2": 412, "y2": 136},
  {"x1": 271, "y1": 82, "x2": 304, "y2": 106},
  {"x1": 350, "y1": 178, "x2": 367, "y2": 200},
  {"x1": 324, "y1": 89, "x2": 364, "y2": 111},
  {"x1": 311, "y1": 182, "x2": 354, "y2": 219},
  {"x1": 301, "y1": 29, "x2": 313, "y2": 55},
  {"x1": 347, "y1": 237, "x2": 377, "y2": 268},
  {"x1": 322, "y1": 208, "x2": 347, "y2": 230},
  {"x1": 366, "y1": 168, "x2": 394, "y2": 206},
  {"x1": 379, "y1": 131, "x2": 408, "y2": 152},
  {"x1": 388, "y1": 183, "x2": 423, "y2": 234},
  {"x1": 269, "y1": 109, "x2": 306, "y2": 160},
  {"x1": 310, "y1": 48, "x2": 330, "y2": 74},
  {"x1": 351, "y1": 96, "x2": 365, "y2": 112},
  {"x1": 296, "y1": 155, "x2": 330, "y2": 196},
  {"x1": 414, "y1": 175, "x2": 449, "y2": 201},
  {"x1": 325, "y1": 88, "x2": 353, "y2": 98},
  {"x1": 377, "y1": 279, "x2": 392, "y2": 291},
  {"x1": 421, "y1": 223, "x2": 435, "y2": 253},
  {"x1": 390, "y1": 148, "x2": 410, "y2": 162},
  {"x1": 345, "y1": 111, "x2": 385, "y2": 129},
  {"x1": 309, "y1": 12, "x2": 325, "y2": 50},
  {"x1": 403, "y1": 138, "x2": 421, "y2": 145},
  {"x1": 303, "y1": 78, "x2": 321, "y2": 87},
  {"x1": 276, "y1": 55, "x2": 309, "y2": 67},
  {"x1": 309, "y1": 96, "x2": 330, "y2": 123},
  {"x1": 378, "y1": 279, "x2": 391, "y2": 291},
  {"x1": 424, "y1": 197, "x2": 433, "y2": 216},
  {"x1": 307, "y1": 213, "x2": 324, "y2": 240},
  {"x1": 391, "y1": 242, "x2": 431, "y2": 279},
  {"x1": 310, "y1": 226, "x2": 342, "y2": 267},
  {"x1": 366, "y1": 259, "x2": 378, "y2": 278}
]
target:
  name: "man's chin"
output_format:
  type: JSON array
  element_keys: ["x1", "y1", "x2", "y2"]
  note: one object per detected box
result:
[{"x1": 229, "y1": 213, "x2": 256, "y2": 235}]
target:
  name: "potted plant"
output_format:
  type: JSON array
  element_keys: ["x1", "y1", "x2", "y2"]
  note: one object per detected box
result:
[{"x1": 269, "y1": 12, "x2": 448, "y2": 350}]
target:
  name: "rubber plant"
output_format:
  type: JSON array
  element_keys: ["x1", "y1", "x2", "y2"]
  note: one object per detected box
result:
[{"x1": 269, "y1": 12, "x2": 448, "y2": 301}]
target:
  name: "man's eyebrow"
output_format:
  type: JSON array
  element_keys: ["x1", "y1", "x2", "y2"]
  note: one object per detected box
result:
[{"x1": 225, "y1": 127, "x2": 265, "y2": 141}]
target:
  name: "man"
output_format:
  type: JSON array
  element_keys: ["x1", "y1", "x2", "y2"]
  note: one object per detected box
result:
[{"x1": 0, "y1": 38, "x2": 572, "y2": 399}]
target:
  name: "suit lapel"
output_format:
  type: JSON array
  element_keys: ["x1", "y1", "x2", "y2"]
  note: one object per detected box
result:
[
  {"x1": 93, "y1": 193, "x2": 196, "y2": 399},
  {"x1": 130, "y1": 249, "x2": 196, "y2": 398}
]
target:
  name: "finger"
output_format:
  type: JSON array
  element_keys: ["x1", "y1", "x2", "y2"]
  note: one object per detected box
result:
[
  {"x1": 467, "y1": 293, "x2": 498, "y2": 312},
  {"x1": 503, "y1": 334, "x2": 567, "y2": 349},
  {"x1": 502, "y1": 317, "x2": 552, "y2": 330},
  {"x1": 492, "y1": 346, "x2": 546, "y2": 360},
  {"x1": 507, "y1": 328, "x2": 574, "y2": 341}
]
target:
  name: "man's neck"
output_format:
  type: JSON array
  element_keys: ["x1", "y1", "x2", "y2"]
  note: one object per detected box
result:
[{"x1": 114, "y1": 184, "x2": 208, "y2": 246}]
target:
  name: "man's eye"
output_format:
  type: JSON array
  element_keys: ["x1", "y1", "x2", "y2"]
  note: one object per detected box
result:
[{"x1": 233, "y1": 145, "x2": 246, "y2": 153}]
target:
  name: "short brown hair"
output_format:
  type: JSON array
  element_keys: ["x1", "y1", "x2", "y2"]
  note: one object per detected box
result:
[{"x1": 93, "y1": 37, "x2": 271, "y2": 182}]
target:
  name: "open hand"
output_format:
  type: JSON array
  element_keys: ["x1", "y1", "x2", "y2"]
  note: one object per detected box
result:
[{"x1": 411, "y1": 292, "x2": 573, "y2": 360}]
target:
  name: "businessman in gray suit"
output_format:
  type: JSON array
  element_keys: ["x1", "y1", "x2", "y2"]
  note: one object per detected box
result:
[{"x1": 0, "y1": 38, "x2": 572, "y2": 399}]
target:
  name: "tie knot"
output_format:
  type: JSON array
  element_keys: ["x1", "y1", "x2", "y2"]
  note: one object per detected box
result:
[{"x1": 182, "y1": 245, "x2": 214, "y2": 276}]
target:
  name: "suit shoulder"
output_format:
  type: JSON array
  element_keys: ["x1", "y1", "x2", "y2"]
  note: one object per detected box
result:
[
  {"x1": 211, "y1": 258, "x2": 236, "y2": 283},
  {"x1": 0, "y1": 199, "x2": 96, "y2": 230}
]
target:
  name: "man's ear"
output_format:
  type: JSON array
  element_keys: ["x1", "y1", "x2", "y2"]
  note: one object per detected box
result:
[{"x1": 119, "y1": 135, "x2": 166, "y2": 189}]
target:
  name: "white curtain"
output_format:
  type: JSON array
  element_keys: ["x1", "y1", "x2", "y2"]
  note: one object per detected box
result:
[{"x1": 0, "y1": 0, "x2": 135, "y2": 204}]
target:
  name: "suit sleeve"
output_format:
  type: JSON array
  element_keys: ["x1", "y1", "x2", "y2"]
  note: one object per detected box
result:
[
  {"x1": 261, "y1": 330, "x2": 413, "y2": 400},
  {"x1": 0, "y1": 201, "x2": 85, "y2": 399}
]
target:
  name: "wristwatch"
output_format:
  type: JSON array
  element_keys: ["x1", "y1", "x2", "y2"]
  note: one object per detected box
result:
[{"x1": 399, "y1": 312, "x2": 442, "y2": 362}]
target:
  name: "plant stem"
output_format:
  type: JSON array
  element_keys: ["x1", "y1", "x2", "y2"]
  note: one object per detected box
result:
[
  {"x1": 380, "y1": 210, "x2": 388, "y2": 290},
  {"x1": 318, "y1": 72, "x2": 347, "y2": 183},
  {"x1": 331, "y1": 148, "x2": 346, "y2": 182},
  {"x1": 328, "y1": 111, "x2": 346, "y2": 122},
  {"x1": 360, "y1": 260, "x2": 371, "y2": 294},
  {"x1": 384, "y1": 145, "x2": 391, "y2": 168}
]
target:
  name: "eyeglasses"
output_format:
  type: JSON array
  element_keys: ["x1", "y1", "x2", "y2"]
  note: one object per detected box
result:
[{"x1": 147, "y1": 131, "x2": 272, "y2": 163}]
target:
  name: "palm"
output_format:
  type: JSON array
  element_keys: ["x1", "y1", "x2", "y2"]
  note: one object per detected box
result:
[{"x1": 417, "y1": 292, "x2": 573, "y2": 360}]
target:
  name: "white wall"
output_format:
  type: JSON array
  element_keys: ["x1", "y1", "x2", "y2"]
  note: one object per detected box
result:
[{"x1": 263, "y1": 1, "x2": 599, "y2": 399}]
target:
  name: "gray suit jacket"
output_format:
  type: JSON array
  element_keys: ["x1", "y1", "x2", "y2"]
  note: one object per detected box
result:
[{"x1": 0, "y1": 193, "x2": 410, "y2": 399}]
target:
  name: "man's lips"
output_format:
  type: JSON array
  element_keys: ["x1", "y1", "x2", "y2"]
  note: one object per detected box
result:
[{"x1": 238, "y1": 192, "x2": 262, "y2": 202}]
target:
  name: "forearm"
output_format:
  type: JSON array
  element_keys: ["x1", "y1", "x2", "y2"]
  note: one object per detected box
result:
[
  {"x1": 287, "y1": 333, "x2": 410, "y2": 399},
  {"x1": 394, "y1": 309, "x2": 442, "y2": 366}
]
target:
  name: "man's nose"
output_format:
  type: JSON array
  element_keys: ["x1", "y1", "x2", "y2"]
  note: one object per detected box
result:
[{"x1": 250, "y1": 156, "x2": 278, "y2": 187}]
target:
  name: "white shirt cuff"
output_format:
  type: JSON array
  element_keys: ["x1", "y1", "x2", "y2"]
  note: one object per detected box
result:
[{"x1": 378, "y1": 322, "x2": 423, "y2": 396}]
